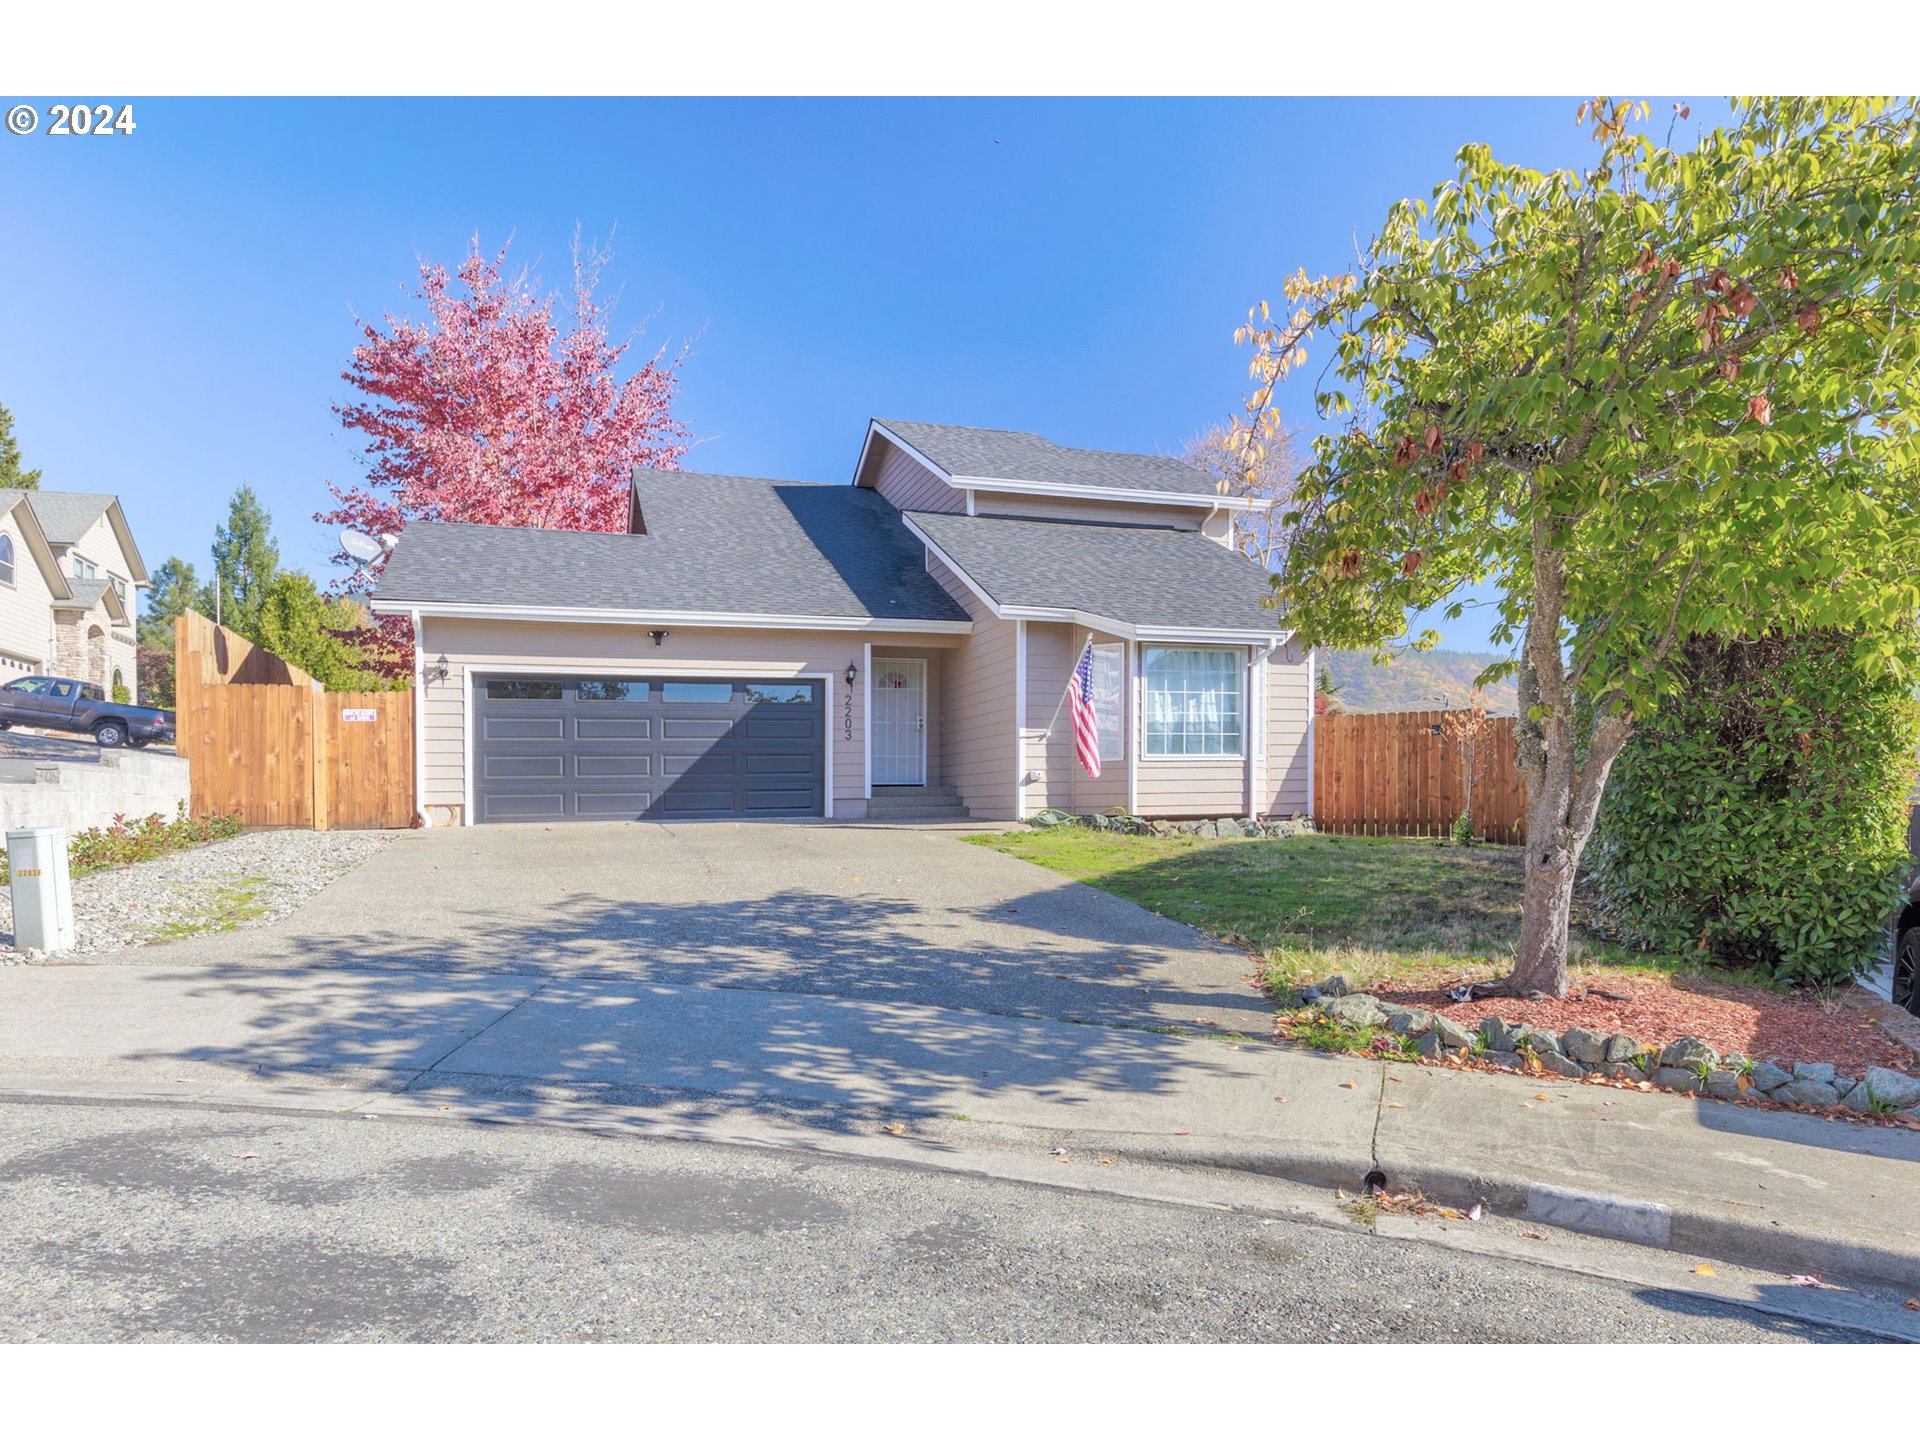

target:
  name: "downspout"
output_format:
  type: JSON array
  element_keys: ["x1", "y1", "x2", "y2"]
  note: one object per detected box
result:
[
  {"x1": 1013, "y1": 619, "x2": 1028, "y2": 820},
  {"x1": 411, "y1": 608, "x2": 429, "y2": 828},
  {"x1": 1304, "y1": 644, "x2": 1317, "y2": 821}
]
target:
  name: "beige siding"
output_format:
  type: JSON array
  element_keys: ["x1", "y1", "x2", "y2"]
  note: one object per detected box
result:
[
  {"x1": 66, "y1": 511, "x2": 140, "y2": 606},
  {"x1": 869, "y1": 438, "x2": 964, "y2": 515},
  {"x1": 969, "y1": 490, "x2": 1207, "y2": 528},
  {"x1": 925, "y1": 555, "x2": 1017, "y2": 819},
  {"x1": 1021, "y1": 621, "x2": 1076, "y2": 813},
  {"x1": 1260, "y1": 641, "x2": 1311, "y2": 817},
  {"x1": 417, "y1": 617, "x2": 910, "y2": 823},
  {"x1": 1201, "y1": 510, "x2": 1237, "y2": 548},
  {"x1": 0, "y1": 510, "x2": 54, "y2": 673}
]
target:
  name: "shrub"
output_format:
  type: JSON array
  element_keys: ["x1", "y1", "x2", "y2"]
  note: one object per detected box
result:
[
  {"x1": 1448, "y1": 812, "x2": 1474, "y2": 847},
  {"x1": 1587, "y1": 629, "x2": 1920, "y2": 988},
  {"x1": 65, "y1": 804, "x2": 245, "y2": 875}
]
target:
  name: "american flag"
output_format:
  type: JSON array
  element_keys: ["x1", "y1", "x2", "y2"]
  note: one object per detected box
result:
[{"x1": 1069, "y1": 637, "x2": 1102, "y2": 778}]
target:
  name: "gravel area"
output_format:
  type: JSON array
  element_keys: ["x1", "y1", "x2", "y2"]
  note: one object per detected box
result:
[{"x1": 0, "y1": 830, "x2": 393, "y2": 961}]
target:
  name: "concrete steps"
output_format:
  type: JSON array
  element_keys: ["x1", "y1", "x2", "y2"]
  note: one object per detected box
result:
[{"x1": 867, "y1": 785, "x2": 970, "y2": 822}]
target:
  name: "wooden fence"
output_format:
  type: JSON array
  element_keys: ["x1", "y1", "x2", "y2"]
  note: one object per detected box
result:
[
  {"x1": 1313, "y1": 709, "x2": 1527, "y2": 843},
  {"x1": 174, "y1": 611, "x2": 414, "y2": 830}
]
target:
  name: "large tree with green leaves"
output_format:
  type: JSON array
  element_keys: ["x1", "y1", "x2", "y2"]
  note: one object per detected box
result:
[
  {"x1": 254, "y1": 573, "x2": 393, "y2": 691},
  {"x1": 0, "y1": 404, "x2": 42, "y2": 490},
  {"x1": 1236, "y1": 97, "x2": 1920, "y2": 997}
]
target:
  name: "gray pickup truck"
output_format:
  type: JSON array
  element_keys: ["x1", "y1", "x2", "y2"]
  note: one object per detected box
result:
[{"x1": 0, "y1": 675, "x2": 176, "y2": 748}]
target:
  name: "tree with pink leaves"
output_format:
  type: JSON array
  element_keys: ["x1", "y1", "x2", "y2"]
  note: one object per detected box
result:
[{"x1": 318, "y1": 232, "x2": 688, "y2": 577}]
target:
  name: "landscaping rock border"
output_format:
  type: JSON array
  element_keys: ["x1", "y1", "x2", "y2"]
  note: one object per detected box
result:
[
  {"x1": 1301, "y1": 979, "x2": 1920, "y2": 1118},
  {"x1": 1027, "y1": 808, "x2": 1312, "y2": 840}
]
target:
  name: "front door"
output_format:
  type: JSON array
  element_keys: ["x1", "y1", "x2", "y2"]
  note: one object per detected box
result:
[{"x1": 871, "y1": 658, "x2": 927, "y2": 785}]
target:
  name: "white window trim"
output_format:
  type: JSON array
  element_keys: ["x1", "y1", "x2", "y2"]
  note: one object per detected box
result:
[{"x1": 1140, "y1": 644, "x2": 1248, "y2": 761}]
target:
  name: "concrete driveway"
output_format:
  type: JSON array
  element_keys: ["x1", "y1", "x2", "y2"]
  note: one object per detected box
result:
[{"x1": 119, "y1": 821, "x2": 1271, "y2": 1031}]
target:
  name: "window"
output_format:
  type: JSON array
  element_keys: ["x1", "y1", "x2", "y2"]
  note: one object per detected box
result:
[
  {"x1": 485, "y1": 680, "x2": 562, "y2": 701},
  {"x1": 663, "y1": 681, "x2": 733, "y2": 703},
  {"x1": 1144, "y1": 648, "x2": 1243, "y2": 756},
  {"x1": 3, "y1": 677, "x2": 48, "y2": 695},
  {"x1": 1090, "y1": 644, "x2": 1123, "y2": 759},
  {"x1": 81, "y1": 684, "x2": 104, "y2": 702},
  {"x1": 48, "y1": 680, "x2": 76, "y2": 699},
  {"x1": 745, "y1": 683, "x2": 813, "y2": 705},
  {"x1": 111, "y1": 575, "x2": 128, "y2": 604},
  {"x1": 576, "y1": 680, "x2": 649, "y2": 702},
  {"x1": 0, "y1": 534, "x2": 12, "y2": 587},
  {"x1": 70, "y1": 554, "x2": 97, "y2": 580}
]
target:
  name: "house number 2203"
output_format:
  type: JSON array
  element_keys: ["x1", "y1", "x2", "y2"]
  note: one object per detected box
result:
[{"x1": 843, "y1": 692, "x2": 854, "y2": 741}]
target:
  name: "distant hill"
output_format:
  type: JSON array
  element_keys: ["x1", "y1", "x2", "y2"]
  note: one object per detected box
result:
[{"x1": 1320, "y1": 648, "x2": 1517, "y2": 716}]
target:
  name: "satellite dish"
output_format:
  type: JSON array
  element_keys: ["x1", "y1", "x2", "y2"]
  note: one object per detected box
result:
[{"x1": 340, "y1": 528, "x2": 386, "y2": 563}]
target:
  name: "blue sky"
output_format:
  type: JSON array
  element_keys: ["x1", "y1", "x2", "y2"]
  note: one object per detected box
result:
[{"x1": 0, "y1": 96, "x2": 1721, "y2": 650}]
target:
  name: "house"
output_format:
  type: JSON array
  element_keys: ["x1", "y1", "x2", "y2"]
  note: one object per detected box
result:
[
  {"x1": 0, "y1": 490, "x2": 148, "y2": 700},
  {"x1": 369, "y1": 419, "x2": 1313, "y2": 826}
]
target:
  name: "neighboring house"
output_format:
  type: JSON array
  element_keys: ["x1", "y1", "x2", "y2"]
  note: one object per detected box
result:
[
  {"x1": 0, "y1": 490, "x2": 148, "y2": 701},
  {"x1": 370, "y1": 419, "x2": 1311, "y2": 826}
]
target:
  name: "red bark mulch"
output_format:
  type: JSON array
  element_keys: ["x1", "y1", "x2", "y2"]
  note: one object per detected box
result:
[{"x1": 1374, "y1": 972, "x2": 1918, "y2": 1077}]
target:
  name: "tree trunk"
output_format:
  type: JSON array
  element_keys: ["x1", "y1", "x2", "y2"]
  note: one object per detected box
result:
[{"x1": 1507, "y1": 533, "x2": 1634, "y2": 997}]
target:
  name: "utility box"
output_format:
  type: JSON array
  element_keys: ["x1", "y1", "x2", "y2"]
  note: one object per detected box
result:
[{"x1": 7, "y1": 826, "x2": 74, "y2": 953}]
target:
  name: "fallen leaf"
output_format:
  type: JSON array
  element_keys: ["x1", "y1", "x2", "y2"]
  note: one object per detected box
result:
[
  {"x1": 1339, "y1": 1081, "x2": 1357, "y2": 1089},
  {"x1": 1787, "y1": 1274, "x2": 1836, "y2": 1289},
  {"x1": 1467, "y1": 1203, "x2": 1484, "y2": 1221},
  {"x1": 884, "y1": 1122, "x2": 908, "y2": 1136},
  {"x1": 1904, "y1": 1299, "x2": 1920, "y2": 1311},
  {"x1": 1534, "y1": 1093, "x2": 1551, "y2": 1101},
  {"x1": 1097, "y1": 1157, "x2": 1116, "y2": 1166},
  {"x1": 1522, "y1": 1230, "x2": 1545, "y2": 1240},
  {"x1": 1693, "y1": 1263, "x2": 1717, "y2": 1277},
  {"x1": 1273, "y1": 1096, "x2": 1289, "y2": 1104},
  {"x1": 1386, "y1": 1102, "x2": 1405, "y2": 1109},
  {"x1": 1049, "y1": 1146, "x2": 1069, "y2": 1156}
]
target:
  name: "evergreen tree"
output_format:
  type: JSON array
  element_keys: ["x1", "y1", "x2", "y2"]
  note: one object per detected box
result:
[
  {"x1": 0, "y1": 404, "x2": 42, "y2": 490},
  {"x1": 203, "y1": 485, "x2": 280, "y2": 636},
  {"x1": 138, "y1": 556, "x2": 201, "y2": 650},
  {"x1": 253, "y1": 573, "x2": 388, "y2": 691}
]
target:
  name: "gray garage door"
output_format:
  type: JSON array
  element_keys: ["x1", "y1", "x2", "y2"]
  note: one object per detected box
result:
[{"x1": 472, "y1": 675, "x2": 825, "y2": 823}]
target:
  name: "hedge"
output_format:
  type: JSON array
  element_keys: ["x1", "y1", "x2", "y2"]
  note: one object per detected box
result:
[{"x1": 1587, "y1": 629, "x2": 1920, "y2": 988}]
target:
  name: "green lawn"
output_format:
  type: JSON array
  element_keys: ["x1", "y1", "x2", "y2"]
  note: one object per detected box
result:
[{"x1": 968, "y1": 827, "x2": 1692, "y2": 998}]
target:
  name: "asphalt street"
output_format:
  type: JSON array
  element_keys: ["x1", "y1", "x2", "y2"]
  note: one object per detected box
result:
[{"x1": 0, "y1": 1096, "x2": 1882, "y2": 1343}]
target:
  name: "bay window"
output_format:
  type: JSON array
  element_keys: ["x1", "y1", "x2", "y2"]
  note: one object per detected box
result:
[{"x1": 1144, "y1": 647, "x2": 1243, "y2": 756}]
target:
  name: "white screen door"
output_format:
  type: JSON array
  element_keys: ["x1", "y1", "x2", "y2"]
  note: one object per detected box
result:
[{"x1": 871, "y1": 658, "x2": 927, "y2": 785}]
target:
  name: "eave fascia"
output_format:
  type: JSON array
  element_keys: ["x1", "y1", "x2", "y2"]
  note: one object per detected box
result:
[{"x1": 367, "y1": 599, "x2": 973, "y2": 635}]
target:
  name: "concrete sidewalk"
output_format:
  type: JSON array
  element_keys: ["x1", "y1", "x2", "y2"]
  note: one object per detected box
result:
[{"x1": 1, "y1": 962, "x2": 1915, "y2": 1288}]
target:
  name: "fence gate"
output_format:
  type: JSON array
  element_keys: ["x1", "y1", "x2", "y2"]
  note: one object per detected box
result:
[
  {"x1": 175, "y1": 611, "x2": 414, "y2": 830},
  {"x1": 1313, "y1": 709, "x2": 1526, "y2": 843}
]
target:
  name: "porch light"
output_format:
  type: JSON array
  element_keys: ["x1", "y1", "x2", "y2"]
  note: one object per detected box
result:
[
  {"x1": 429, "y1": 654, "x2": 449, "y2": 683},
  {"x1": 845, "y1": 662, "x2": 858, "y2": 687}
]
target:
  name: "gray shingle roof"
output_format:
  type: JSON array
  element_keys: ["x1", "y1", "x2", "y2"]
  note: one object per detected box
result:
[
  {"x1": 373, "y1": 470, "x2": 970, "y2": 625},
  {"x1": 51, "y1": 577, "x2": 112, "y2": 610},
  {"x1": 21, "y1": 491, "x2": 115, "y2": 544},
  {"x1": 875, "y1": 419, "x2": 1227, "y2": 498},
  {"x1": 906, "y1": 511, "x2": 1285, "y2": 634}
]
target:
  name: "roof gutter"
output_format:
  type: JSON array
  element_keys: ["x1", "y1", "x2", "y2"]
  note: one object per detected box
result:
[{"x1": 367, "y1": 598, "x2": 972, "y2": 635}]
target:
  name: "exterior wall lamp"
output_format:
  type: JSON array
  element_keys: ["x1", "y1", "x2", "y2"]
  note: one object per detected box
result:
[
  {"x1": 429, "y1": 654, "x2": 450, "y2": 683},
  {"x1": 649, "y1": 630, "x2": 669, "y2": 647},
  {"x1": 845, "y1": 662, "x2": 858, "y2": 687}
]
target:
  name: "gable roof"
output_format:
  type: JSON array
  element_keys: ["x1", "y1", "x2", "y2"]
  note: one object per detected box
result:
[
  {"x1": 0, "y1": 491, "x2": 75, "y2": 599},
  {"x1": 21, "y1": 490, "x2": 149, "y2": 584},
  {"x1": 861, "y1": 419, "x2": 1256, "y2": 508},
  {"x1": 371, "y1": 470, "x2": 971, "y2": 630},
  {"x1": 49, "y1": 575, "x2": 131, "y2": 625},
  {"x1": 904, "y1": 510, "x2": 1288, "y2": 640}
]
